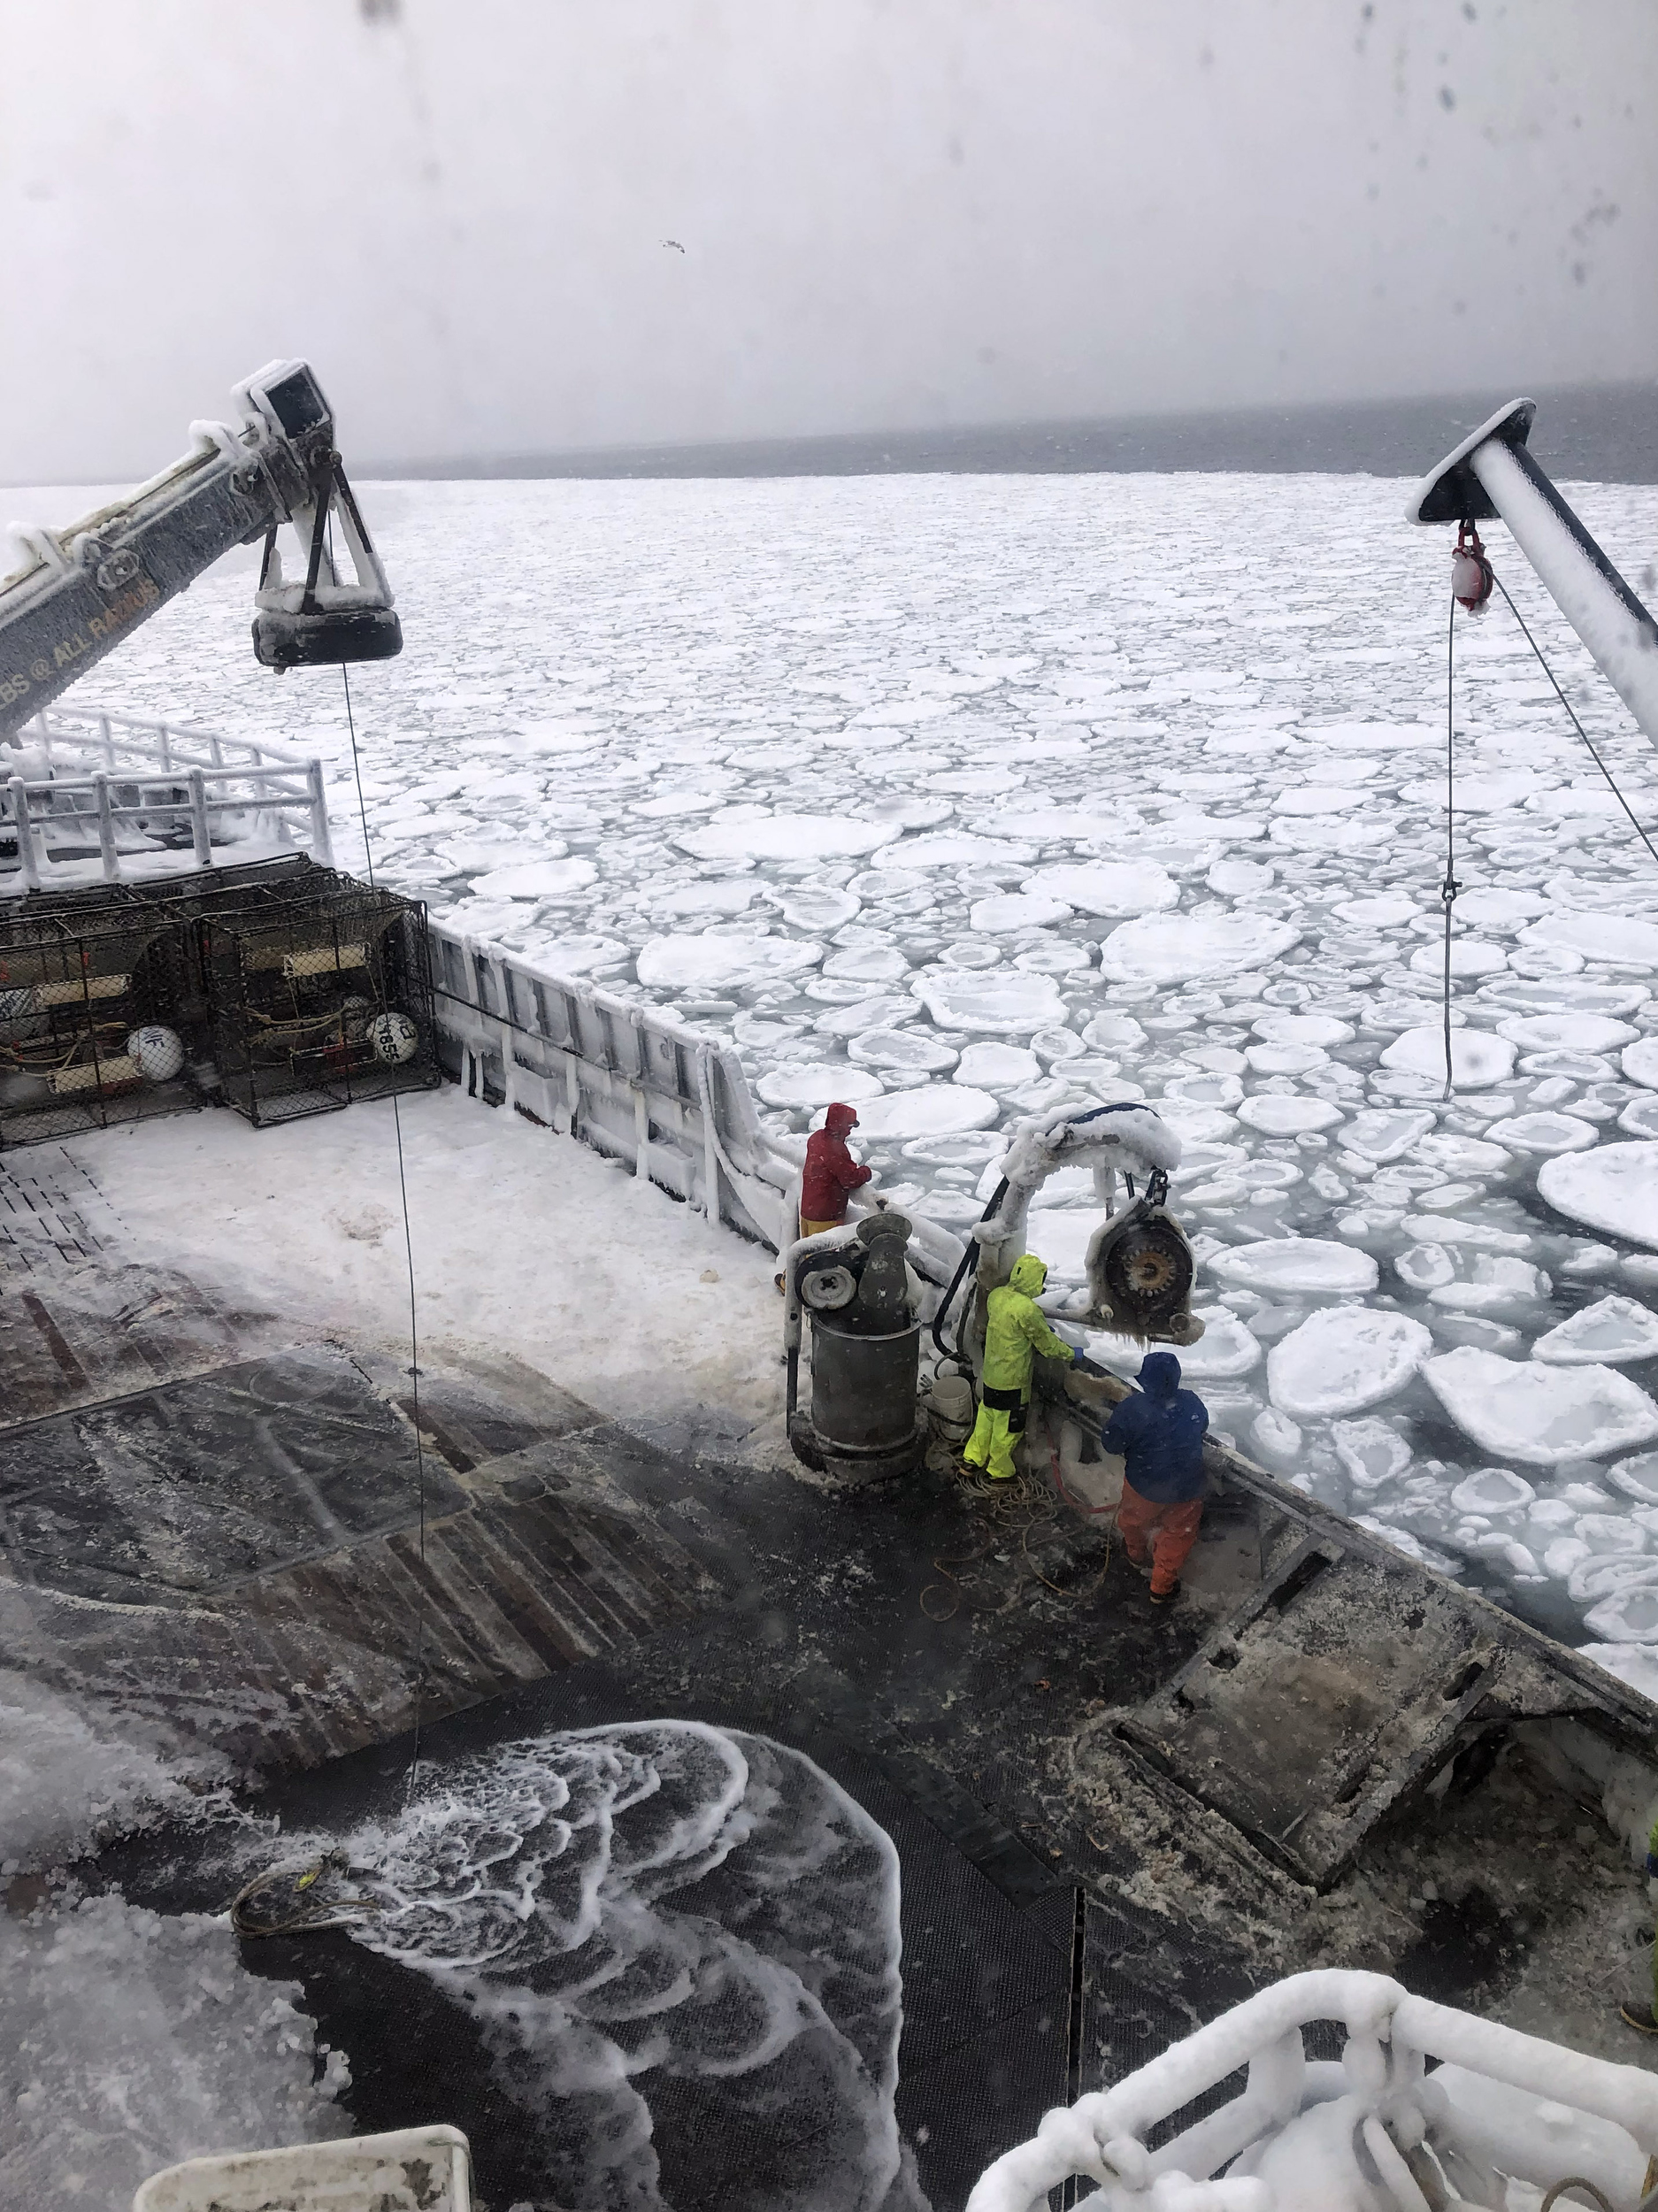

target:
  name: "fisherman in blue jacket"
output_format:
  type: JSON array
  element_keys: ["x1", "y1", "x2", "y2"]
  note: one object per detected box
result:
[{"x1": 1101, "y1": 1351, "x2": 1209, "y2": 1607}]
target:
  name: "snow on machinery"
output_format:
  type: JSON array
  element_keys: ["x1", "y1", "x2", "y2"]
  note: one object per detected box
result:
[
  {"x1": 0, "y1": 357, "x2": 401, "y2": 742},
  {"x1": 931, "y1": 1099, "x2": 1203, "y2": 1416}
]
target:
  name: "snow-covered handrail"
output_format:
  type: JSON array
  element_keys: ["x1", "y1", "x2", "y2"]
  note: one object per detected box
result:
[
  {"x1": 967, "y1": 1967, "x2": 1658, "y2": 2211},
  {"x1": 425, "y1": 924, "x2": 964, "y2": 1280},
  {"x1": 0, "y1": 703, "x2": 330, "y2": 893}
]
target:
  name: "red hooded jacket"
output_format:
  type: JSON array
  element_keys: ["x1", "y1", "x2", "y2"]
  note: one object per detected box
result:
[{"x1": 801, "y1": 1102, "x2": 872, "y2": 1224}]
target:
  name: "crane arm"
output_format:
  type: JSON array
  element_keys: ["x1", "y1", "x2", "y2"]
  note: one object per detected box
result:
[{"x1": 0, "y1": 358, "x2": 400, "y2": 744}]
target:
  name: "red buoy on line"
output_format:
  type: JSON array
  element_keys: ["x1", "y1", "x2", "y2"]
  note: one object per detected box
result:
[{"x1": 1451, "y1": 519, "x2": 1494, "y2": 613}]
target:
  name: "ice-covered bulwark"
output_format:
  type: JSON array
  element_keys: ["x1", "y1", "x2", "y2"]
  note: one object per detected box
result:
[
  {"x1": 967, "y1": 1966, "x2": 1658, "y2": 2212},
  {"x1": 342, "y1": 1722, "x2": 923, "y2": 2212}
]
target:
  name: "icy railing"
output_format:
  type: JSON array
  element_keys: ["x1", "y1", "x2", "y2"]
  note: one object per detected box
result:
[
  {"x1": 426, "y1": 924, "x2": 966, "y2": 1281},
  {"x1": 0, "y1": 704, "x2": 332, "y2": 895},
  {"x1": 967, "y1": 1966, "x2": 1658, "y2": 2212}
]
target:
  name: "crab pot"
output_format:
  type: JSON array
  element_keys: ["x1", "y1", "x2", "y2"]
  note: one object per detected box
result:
[{"x1": 799, "y1": 1309, "x2": 925, "y2": 1481}]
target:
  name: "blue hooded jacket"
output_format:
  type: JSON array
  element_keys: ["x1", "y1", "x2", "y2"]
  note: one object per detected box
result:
[{"x1": 1101, "y1": 1352, "x2": 1209, "y2": 1504}]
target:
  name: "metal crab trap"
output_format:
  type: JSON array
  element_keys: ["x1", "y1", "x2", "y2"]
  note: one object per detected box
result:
[
  {"x1": 196, "y1": 871, "x2": 440, "y2": 1127},
  {"x1": 0, "y1": 893, "x2": 205, "y2": 1145}
]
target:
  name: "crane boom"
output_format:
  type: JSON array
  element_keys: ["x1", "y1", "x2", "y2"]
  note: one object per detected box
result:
[{"x1": 0, "y1": 359, "x2": 401, "y2": 745}]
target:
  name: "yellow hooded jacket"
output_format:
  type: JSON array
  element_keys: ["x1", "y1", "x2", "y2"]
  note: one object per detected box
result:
[{"x1": 981, "y1": 1253, "x2": 1075, "y2": 1399}]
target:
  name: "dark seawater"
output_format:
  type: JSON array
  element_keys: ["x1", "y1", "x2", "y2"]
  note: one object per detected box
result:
[{"x1": 388, "y1": 380, "x2": 1658, "y2": 486}]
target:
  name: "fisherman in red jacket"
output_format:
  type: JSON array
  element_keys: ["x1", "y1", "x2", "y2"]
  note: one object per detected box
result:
[{"x1": 801, "y1": 1102, "x2": 872, "y2": 1235}]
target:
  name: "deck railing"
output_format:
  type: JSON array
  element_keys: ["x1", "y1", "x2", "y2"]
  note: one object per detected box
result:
[
  {"x1": 425, "y1": 924, "x2": 966, "y2": 1280},
  {"x1": 1, "y1": 704, "x2": 332, "y2": 893}
]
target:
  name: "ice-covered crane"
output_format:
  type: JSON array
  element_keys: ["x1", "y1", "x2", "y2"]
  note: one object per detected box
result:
[{"x1": 0, "y1": 359, "x2": 400, "y2": 744}]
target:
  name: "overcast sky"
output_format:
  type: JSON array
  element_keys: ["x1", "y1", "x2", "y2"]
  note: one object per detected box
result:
[{"x1": 2, "y1": 0, "x2": 1654, "y2": 481}]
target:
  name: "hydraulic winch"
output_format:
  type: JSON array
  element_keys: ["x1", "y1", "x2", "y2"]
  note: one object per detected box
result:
[{"x1": 933, "y1": 1099, "x2": 1203, "y2": 1394}]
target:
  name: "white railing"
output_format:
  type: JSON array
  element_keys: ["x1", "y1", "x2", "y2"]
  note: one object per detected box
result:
[
  {"x1": 967, "y1": 1967, "x2": 1658, "y2": 2211},
  {"x1": 426, "y1": 925, "x2": 966, "y2": 1280},
  {"x1": 1, "y1": 704, "x2": 332, "y2": 894}
]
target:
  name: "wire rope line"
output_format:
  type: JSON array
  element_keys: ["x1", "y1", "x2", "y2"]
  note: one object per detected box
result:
[
  {"x1": 1441, "y1": 588, "x2": 1461, "y2": 1101},
  {"x1": 1487, "y1": 565, "x2": 1658, "y2": 874},
  {"x1": 339, "y1": 655, "x2": 432, "y2": 1804}
]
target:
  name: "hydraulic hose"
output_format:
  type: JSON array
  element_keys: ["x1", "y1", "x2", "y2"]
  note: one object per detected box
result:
[{"x1": 930, "y1": 1179, "x2": 1007, "y2": 1369}]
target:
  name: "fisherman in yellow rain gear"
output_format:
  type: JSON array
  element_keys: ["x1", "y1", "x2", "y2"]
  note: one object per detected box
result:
[{"x1": 961, "y1": 1251, "x2": 1075, "y2": 1482}]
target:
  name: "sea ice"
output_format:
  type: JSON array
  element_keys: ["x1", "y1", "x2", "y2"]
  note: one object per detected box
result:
[
  {"x1": 1497, "y1": 1013, "x2": 1639, "y2": 1053},
  {"x1": 1608, "y1": 1452, "x2": 1658, "y2": 1504},
  {"x1": 1332, "y1": 1417, "x2": 1414, "y2": 1490},
  {"x1": 1237, "y1": 1095, "x2": 1344, "y2": 1135},
  {"x1": 659, "y1": 879, "x2": 764, "y2": 917},
  {"x1": 773, "y1": 884, "x2": 864, "y2": 932},
  {"x1": 1207, "y1": 1239, "x2": 1378, "y2": 1294},
  {"x1": 1267, "y1": 1306, "x2": 1433, "y2": 1418},
  {"x1": 969, "y1": 894, "x2": 1072, "y2": 932},
  {"x1": 1532, "y1": 1295, "x2": 1658, "y2": 1365},
  {"x1": 848, "y1": 1029, "x2": 959, "y2": 1075},
  {"x1": 1342, "y1": 1108, "x2": 1437, "y2": 1163},
  {"x1": 472, "y1": 856, "x2": 599, "y2": 901},
  {"x1": 1539, "y1": 1141, "x2": 1658, "y2": 1248},
  {"x1": 852, "y1": 1085, "x2": 1001, "y2": 1140},
  {"x1": 1253, "y1": 1011, "x2": 1355, "y2": 1048},
  {"x1": 1623, "y1": 1038, "x2": 1658, "y2": 1090},
  {"x1": 1424, "y1": 1348, "x2": 1658, "y2": 1465},
  {"x1": 956, "y1": 1041, "x2": 1041, "y2": 1088},
  {"x1": 1020, "y1": 861, "x2": 1178, "y2": 917},
  {"x1": 1379, "y1": 1026, "x2": 1516, "y2": 1088},
  {"x1": 1334, "y1": 895, "x2": 1421, "y2": 927},
  {"x1": 814, "y1": 994, "x2": 915, "y2": 1040},
  {"x1": 1456, "y1": 887, "x2": 1549, "y2": 929},
  {"x1": 676, "y1": 811, "x2": 900, "y2": 862},
  {"x1": 1163, "y1": 1306, "x2": 1262, "y2": 1379},
  {"x1": 1583, "y1": 1584, "x2": 1658, "y2": 1644},
  {"x1": 637, "y1": 933, "x2": 824, "y2": 990},
  {"x1": 1449, "y1": 1467, "x2": 1537, "y2": 1515},
  {"x1": 1407, "y1": 940, "x2": 1509, "y2": 980},
  {"x1": 1395, "y1": 1242, "x2": 1455, "y2": 1290},
  {"x1": 1427, "y1": 1256, "x2": 1550, "y2": 1313},
  {"x1": 1522, "y1": 913, "x2": 1658, "y2": 969},
  {"x1": 1082, "y1": 1010, "x2": 1148, "y2": 1052},
  {"x1": 756, "y1": 1065, "x2": 886, "y2": 1110},
  {"x1": 1096, "y1": 913, "x2": 1301, "y2": 985},
  {"x1": 909, "y1": 969, "x2": 1068, "y2": 1033}
]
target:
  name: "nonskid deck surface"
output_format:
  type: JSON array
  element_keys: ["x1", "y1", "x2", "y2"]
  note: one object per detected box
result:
[{"x1": 5, "y1": 1140, "x2": 1656, "y2": 2212}]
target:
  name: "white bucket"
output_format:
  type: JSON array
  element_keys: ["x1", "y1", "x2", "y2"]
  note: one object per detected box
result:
[{"x1": 925, "y1": 1370, "x2": 975, "y2": 1445}]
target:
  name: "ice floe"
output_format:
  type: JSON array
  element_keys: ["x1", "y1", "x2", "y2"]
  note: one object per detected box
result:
[
  {"x1": 1267, "y1": 1306, "x2": 1433, "y2": 1418},
  {"x1": 1539, "y1": 1141, "x2": 1658, "y2": 1248},
  {"x1": 1097, "y1": 913, "x2": 1301, "y2": 985},
  {"x1": 1020, "y1": 861, "x2": 1178, "y2": 917},
  {"x1": 675, "y1": 811, "x2": 900, "y2": 861},
  {"x1": 1379, "y1": 1026, "x2": 1516, "y2": 1088},
  {"x1": 1531, "y1": 1295, "x2": 1658, "y2": 1365},
  {"x1": 1424, "y1": 1348, "x2": 1658, "y2": 1465},
  {"x1": 852, "y1": 1085, "x2": 1002, "y2": 1140},
  {"x1": 1208, "y1": 1239, "x2": 1378, "y2": 1294},
  {"x1": 637, "y1": 933, "x2": 824, "y2": 990},
  {"x1": 909, "y1": 969, "x2": 1068, "y2": 1033}
]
